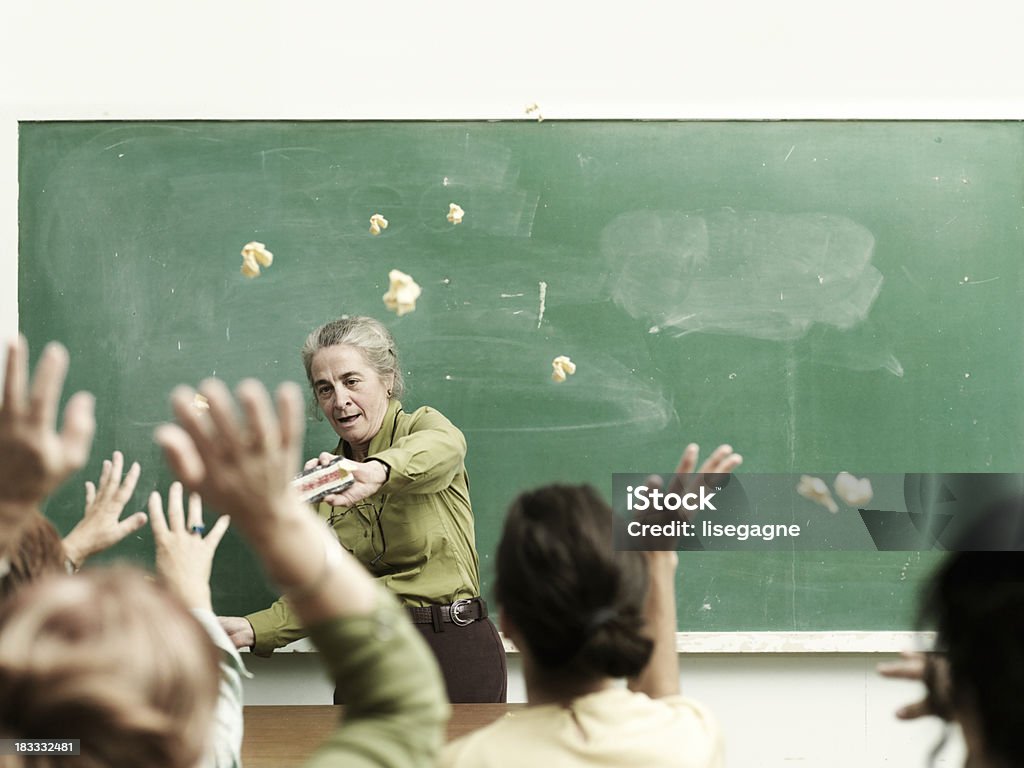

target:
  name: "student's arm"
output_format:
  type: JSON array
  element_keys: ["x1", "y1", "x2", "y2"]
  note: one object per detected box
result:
[
  {"x1": 155, "y1": 377, "x2": 384, "y2": 632},
  {"x1": 193, "y1": 608, "x2": 252, "y2": 768},
  {"x1": 628, "y1": 442, "x2": 742, "y2": 698},
  {"x1": 149, "y1": 482, "x2": 245, "y2": 768},
  {"x1": 0, "y1": 337, "x2": 95, "y2": 542},
  {"x1": 306, "y1": 588, "x2": 449, "y2": 768},
  {"x1": 628, "y1": 549, "x2": 681, "y2": 698},
  {"x1": 155, "y1": 378, "x2": 449, "y2": 767},
  {"x1": 62, "y1": 450, "x2": 147, "y2": 570}
]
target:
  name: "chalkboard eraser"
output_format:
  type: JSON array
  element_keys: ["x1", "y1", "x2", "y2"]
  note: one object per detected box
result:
[{"x1": 293, "y1": 458, "x2": 356, "y2": 503}]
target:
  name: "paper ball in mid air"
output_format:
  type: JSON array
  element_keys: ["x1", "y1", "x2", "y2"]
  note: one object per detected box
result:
[
  {"x1": 447, "y1": 203, "x2": 465, "y2": 225},
  {"x1": 383, "y1": 269, "x2": 422, "y2": 316},
  {"x1": 796, "y1": 474, "x2": 839, "y2": 514},
  {"x1": 240, "y1": 241, "x2": 273, "y2": 278},
  {"x1": 551, "y1": 355, "x2": 577, "y2": 383}
]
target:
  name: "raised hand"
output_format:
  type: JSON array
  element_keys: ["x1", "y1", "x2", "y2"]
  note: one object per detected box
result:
[
  {"x1": 149, "y1": 481, "x2": 230, "y2": 611},
  {"x1": 154, "y1": 379, "x2": 304, "y2": 529},
  {"x1": 154, "y1": 377, "x2": 377, "y2": 622},
  {"x1": 63, "y1": 450, "x2": 147, "y2": 568},
  {"x1": 663, "y1": 442, "x2": 744, "y2": 501},
  {"x1": 877, "y1": 651, "x2": 954, "y2": 721},
  {"x1": 638, "y1": 443, "x2": 743, "y2": 530},
  {"x1": 0, "y1": 337, "x2": 95, "y2": 535}
]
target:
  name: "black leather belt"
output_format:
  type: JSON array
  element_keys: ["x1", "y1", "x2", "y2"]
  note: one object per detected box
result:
[{"x1": 407, "y1": 597, "x2": 488, "y2": 627}]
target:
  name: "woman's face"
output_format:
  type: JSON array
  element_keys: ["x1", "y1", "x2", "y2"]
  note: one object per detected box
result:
[{"x1": 310, "y1": 344, "x2": 394, "y2": 454}]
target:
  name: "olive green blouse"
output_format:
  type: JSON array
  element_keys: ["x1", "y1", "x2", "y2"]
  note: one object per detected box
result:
[{"x1": 247, "y1": 400, "x2": 480, "y2": 656}]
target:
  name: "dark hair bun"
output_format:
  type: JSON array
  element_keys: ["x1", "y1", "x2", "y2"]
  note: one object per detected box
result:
[{"x1": 496, "y1": 484, "x2": 654, "y2": 680}]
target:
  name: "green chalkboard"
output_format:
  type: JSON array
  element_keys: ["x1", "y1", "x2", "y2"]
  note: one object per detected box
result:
[{"x1": 18, "y1": 121, "x2": 1024, "y2": 634}]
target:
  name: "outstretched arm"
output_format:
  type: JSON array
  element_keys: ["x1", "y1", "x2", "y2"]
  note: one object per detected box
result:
[
  {"x1": 312, "y1": 408, "x2": 467, "y2": 508},
  {"x1": 149, "y1": 481, "x2": 245, "y2": 768}
]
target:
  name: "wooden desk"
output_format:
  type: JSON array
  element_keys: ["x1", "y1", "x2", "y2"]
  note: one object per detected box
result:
[{"x1": 241, "y1": 704, "x2": 526, "y2": 768}]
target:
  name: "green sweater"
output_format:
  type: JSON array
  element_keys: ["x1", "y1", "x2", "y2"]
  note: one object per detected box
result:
[
  {"x1": 247, "y1": 400, "x2": 481, "y2": 655},
  {"x1": 305, "y1": 587, "x2": 450, "y2": 768}
]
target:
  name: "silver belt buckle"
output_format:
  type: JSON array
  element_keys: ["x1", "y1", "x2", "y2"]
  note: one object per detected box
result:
[{"x1": 449, "y1": 598, "x2": 474, "y2": 626}]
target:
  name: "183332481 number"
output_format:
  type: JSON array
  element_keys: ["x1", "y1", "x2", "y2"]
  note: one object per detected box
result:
[{"x1": 1, "y1": 740, "x2": 80, "y2": 755}]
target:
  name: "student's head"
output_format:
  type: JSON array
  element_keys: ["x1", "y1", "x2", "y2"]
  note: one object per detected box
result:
[
  {"x1": 0, "y1": 512, "x2": 66, "y2": 601},
  {"x1": 920, "y1": 497, "x2": 1024, "y2": 768},
  {"x1": 495, "y1": 484, "x2": 653, "y2": 684},
  {"x1": 0, "y1": 567, "x2": 219, "y2": 768}
]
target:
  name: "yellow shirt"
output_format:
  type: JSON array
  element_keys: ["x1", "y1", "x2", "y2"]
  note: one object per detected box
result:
[{"x1": 440, "y1": 688, "x2": 723, "y2": 768}]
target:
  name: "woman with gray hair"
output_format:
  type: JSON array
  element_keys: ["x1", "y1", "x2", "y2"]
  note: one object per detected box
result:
[{"x1": 219, "y1": 316, "x2": 506, "y2": 703}]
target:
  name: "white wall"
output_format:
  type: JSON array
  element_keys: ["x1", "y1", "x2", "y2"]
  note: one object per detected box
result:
[
  {"x1": 4, "y1": 1, "x2": 1024, "y2": 340},
  {"x1": 4, "y1": 2, "x2": 1020, "y2": 764}
]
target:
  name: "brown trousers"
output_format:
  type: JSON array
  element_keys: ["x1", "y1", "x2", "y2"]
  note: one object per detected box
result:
[{"x1": 334, "y1": 616, "x2": 507, "y2": 704}]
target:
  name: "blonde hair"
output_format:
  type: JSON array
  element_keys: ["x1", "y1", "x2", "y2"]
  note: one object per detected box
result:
[
  {"x1": 0, "y1": 513, "x2": 66, "y2": 600},
  {"x1": 0, "y1": 567, "x2": 219, "y2": 768}
]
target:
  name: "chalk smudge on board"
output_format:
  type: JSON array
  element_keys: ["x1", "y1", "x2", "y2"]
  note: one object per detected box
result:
[
  {"x1": 602, "y1": 209, "x2": 897, "y2": 376},
  {"x1": 411, "y1": 336, "x2": 673, "y2": 433},
  {"x1": 900, "y1": 265, "x2": 929, "y2": 295},
  {"x1": 258, "y1": 145, "x2": 330, "y2": 174},
  {"x1": 960, "y1": 276, "x2": 1000, "y2": 286},
  {"x1": 415, "y1": 136, "x2": 540, "y2": 238},
  {"x1": 802, "y1": 323, "x2": 904, "y2": 378},
  {"x1": 537, "y1": 281, "x2": 547, "y2": 329}
]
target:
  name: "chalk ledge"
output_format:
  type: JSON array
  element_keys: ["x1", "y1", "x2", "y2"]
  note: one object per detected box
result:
[{"x1": 248, "y1": 630, "x2": 934, "y2": 655}]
